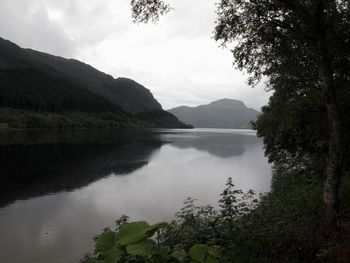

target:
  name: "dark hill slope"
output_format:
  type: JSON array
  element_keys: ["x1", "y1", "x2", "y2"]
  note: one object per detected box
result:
[
  {"x1": 0, "y1": 37, "x2": 161, "y2": 113},
  {"x1": 168, "y1": 99, "x2": 260, "y2": 129},
  {"x1": 0, "y1": 37, "x2": 188, "y2": 129},
  {"x1": 0, "y1": 68, "x2": 127, "y2": 115},
  {"x1": 25, "y1": 50, "x2": 162, "y2": 113}
]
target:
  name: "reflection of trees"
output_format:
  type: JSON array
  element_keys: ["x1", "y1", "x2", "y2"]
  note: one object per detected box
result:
[{"x1": 0, "y1": 130, "x2": 163, "y2": 207}]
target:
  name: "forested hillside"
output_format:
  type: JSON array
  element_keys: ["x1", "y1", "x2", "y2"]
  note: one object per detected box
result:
[
  {"x1": 24, "y1": 50, "x2": 162, "y2": 113},
  {"x1": 0, "y1": 37, "x2": 161, "y2": 113},
  {"x1": 0, "y1": 68, "x2": 127, "y2": 114},
  {"x1": 0, "y1": 37, "x2": 188, "y2": 129}
]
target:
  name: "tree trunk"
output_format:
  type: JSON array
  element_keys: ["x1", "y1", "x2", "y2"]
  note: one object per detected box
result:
[
  {"x1": 319, "y1": 62, "x2": 342, "y2": 223},
  {"x1": 324, "y1": 100, "x2": 342, "y2": 222},
  {"x1": 316, "y1": 0, "x2": 342, "y2": 222}
]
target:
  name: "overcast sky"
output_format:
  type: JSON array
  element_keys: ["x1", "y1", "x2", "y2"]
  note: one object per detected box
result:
[{"x1": 0, "y1": 0, "x2": 271, "y2": 110}]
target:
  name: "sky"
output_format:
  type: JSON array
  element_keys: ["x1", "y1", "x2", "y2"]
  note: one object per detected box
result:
[{"x1": 0, "y1": 0, "x2": 271, "y2": 110}]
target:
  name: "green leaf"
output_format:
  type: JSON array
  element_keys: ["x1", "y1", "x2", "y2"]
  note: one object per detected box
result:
[
  {"x1": 144, "y1": 222, "x2": 169, "y2": 236},
  {"x1": 158, "y1": 246, "x2": 171, "y2": 258},
  {"x1": 204, "y1": 255, "x2": 219, "y2": 263},
  {"x1": 115, "y1": 221, "x2": 168, "y2": 246},
  {"x1": 190, "y1": 244, "x2": 207, "y2": 262},
  {"x1": 104, "y1": 248, "x2": 124, "y2": 263},
  {"x1": 115, "y1": 221, "x2": 150, "y2": 245},
  {"x1": 95, "y1": 229, "x2": 125, "y2": 262},
  {"x1": 207, "y1": 246, "x2": 220, "y2": 258},
  {"x1": 90, "y1": 221, "x2": 170, "y2": 262},
  {"x1": 126, "y1": 239, "x2": 157, "y2": 257},
  {"x1": 95, "y1": 230, "x2": 116, "y2": 253},
  {"x1": 171, "y1": 248, "x2": 186, "y2": 262},
  {"x1": 190, "y1": 244, "x2": 220, "y2": 263},
  {"x1": 153, "y1": 222, "x2": 169, "y2": 229}
]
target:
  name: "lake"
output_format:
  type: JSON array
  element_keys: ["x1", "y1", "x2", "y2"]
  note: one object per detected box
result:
[{"x1": 0, "y1": 128, "x2": 271, "y2": 263}]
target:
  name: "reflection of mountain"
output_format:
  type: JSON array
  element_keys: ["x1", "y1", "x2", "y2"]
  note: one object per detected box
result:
[
  {"x1": 162, "y1": 130, "x2": 260, "y2": 158},
  {"x1": 0, "y1": 130, "x2": 163, "y2": 207}
]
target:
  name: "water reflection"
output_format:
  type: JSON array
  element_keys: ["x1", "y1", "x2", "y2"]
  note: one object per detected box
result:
[
  {"x1": 0, "y1": 130, "x2": 163, "y2": 206},
  {"x1": 158, "y1": 129, "x2": 259, "y2": 158},
  {"x1": 0, "y1": 129, "x2": 271, "y2": 263}
]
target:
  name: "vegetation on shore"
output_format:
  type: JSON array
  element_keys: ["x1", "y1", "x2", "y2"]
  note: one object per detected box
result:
[
  {"x1": 81, "y1": 161, "x2": 350, "y2": 263},
  {"x1": 0, "y1": 108, "x2": 133, "y2": 130},
  {"x1": 0, "y1": 108, "x2": 191, "y2": 130}
]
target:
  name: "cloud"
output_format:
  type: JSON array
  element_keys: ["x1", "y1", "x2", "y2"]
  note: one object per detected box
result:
[
  {"x1": 0, "y1": 0, "x2": 270, "y2": 110},
  {"x1": 160, "y1": 0, "x2": 218, "y2": 39},
  {"x1": 0, "y1": 0, "x2": 131, "y2": 56},
  {"x1": 0, "y1": 0, "x2": 74, "y2": 56}
]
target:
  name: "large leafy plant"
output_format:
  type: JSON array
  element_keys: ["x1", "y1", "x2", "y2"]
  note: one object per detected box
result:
[{"x1": 81, "y1": 217, "x2": 220, "y2": 263}]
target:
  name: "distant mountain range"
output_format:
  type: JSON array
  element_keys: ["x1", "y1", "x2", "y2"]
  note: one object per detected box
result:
[
  {"x1": 0, "y1": 37, "x2": 188, "y2": 129},
  {"x1": 168, "y1": 99, "x2": 260, "y2": 129}
]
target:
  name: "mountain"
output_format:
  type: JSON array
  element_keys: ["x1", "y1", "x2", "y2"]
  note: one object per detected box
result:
[
  {"x1": 168, "y1": 99, "x2": 260, "y2": 129},
  {"x1": 0, "y1": 37, "x2": 188, "y2": 129},
  {"x1": 0, "y1": 37, "x2": 161, "y2": 113},
  {"x1": 24, "y1": 51, "x2": 162, "y2": 113}
]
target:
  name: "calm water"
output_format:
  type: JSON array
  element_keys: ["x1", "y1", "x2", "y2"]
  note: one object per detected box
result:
[{"x1": 0, "y1": 128, "x2": 271, "y2": 263}]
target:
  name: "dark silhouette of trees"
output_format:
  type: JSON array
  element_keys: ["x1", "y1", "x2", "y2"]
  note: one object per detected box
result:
[
  {"x1": 131, "y1": 0, "x2": 170, "y2": 23},
  {"x1": 0, "y1": 68, "x2": 127, "y2": 114},
  {"x1": 214, "y1": 0, "x2": 350, "y2": 223}
]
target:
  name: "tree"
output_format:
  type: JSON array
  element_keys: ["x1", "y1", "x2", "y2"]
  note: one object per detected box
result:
[
  {"x1": 130, "y1": 0, "x2": 350, "y2": 222},
  {"x1": 131, "y1": 0, "x2": 171, "y2": 23},
  {"x1": 215, "y1": 0, "x2": 350, "y2": 223}
]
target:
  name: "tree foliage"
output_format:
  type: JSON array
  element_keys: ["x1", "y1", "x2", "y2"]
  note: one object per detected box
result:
[
  {"x1": 131, "y1": 0, "x2": 171, "y2": 23},
  {"x1": 214, "y1": 0, "x2": 350, "y2": 82}
]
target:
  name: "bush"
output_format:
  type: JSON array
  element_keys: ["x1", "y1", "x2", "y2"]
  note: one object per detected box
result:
[{"x1": 81, "y1": 216, "x2": 220, "y2": 263}]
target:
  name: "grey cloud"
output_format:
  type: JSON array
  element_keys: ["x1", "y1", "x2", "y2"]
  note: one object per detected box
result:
[
  {"x1": 0, "y1": 0, "x2": 75, "y2": 56},
  {"x1": 0, "y1": 0, "x2": 131, "y2": 57},
  {"x1": 125, "y1": 69, "x2": 269, "y2": 111},
  {"x1": 161, "y1": 0, "x2": 217, "y2": 39},
  {"x1": 48, "y1": 0, "x2": 131, "y2": 47}
]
